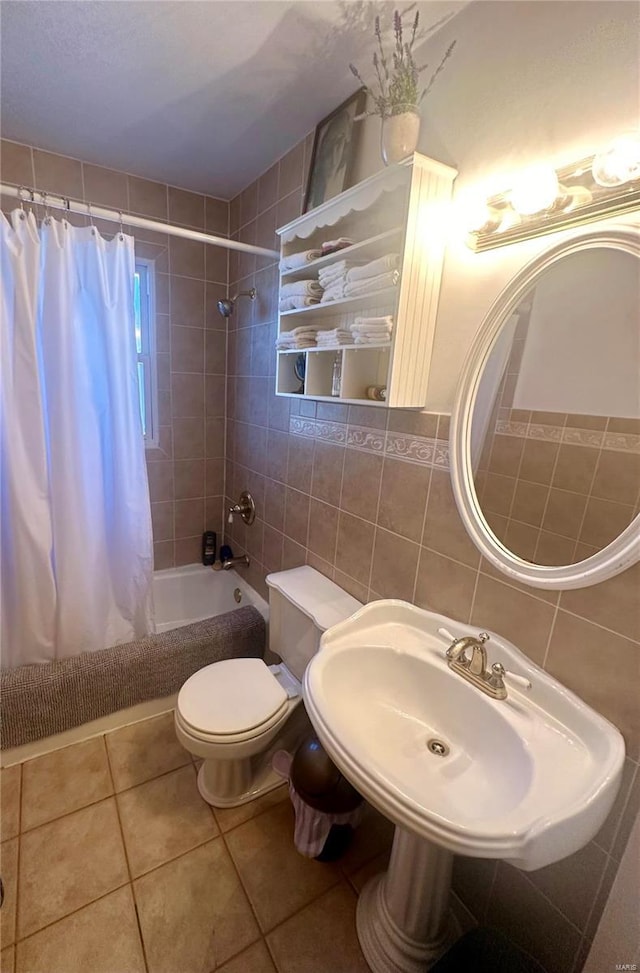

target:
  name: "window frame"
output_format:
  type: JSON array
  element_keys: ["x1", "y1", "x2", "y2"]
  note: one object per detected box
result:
[{"x1": 134, "y1": 257, "x2": 159, "y2": 449}]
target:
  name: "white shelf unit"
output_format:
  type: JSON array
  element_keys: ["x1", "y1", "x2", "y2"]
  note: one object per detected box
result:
[{"x1": 275, "y1": 153, "x2": 457, "y2": 408}]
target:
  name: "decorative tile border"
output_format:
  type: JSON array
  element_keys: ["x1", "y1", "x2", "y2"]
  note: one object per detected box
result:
[
  {"x1": 289, "y1": 416, "x2": 450, "y2": 469},
  {"x1": 289, "y1": 416, "x2": 346, "y2": 444},
  {"x1": 602, "y1": 431, "x2": 640, "y2": 454},
  {"x1": 386, "y1": 432, "x2": 448, "y2": 467},
  {"x1": 495, "y1": 419, "x2": 640, "y2": 454},
  {"x1": 346, "y1": 425, "x2": 386, "y2": 454}
]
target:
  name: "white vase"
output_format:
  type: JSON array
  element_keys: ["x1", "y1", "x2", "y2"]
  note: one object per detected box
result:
[{"x1": 380, "y1": 108, "x2": 421, "y2": 166}]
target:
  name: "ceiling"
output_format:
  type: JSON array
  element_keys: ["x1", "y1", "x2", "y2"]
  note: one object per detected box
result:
[{"x1": 0, "y1": 0, "x2": 465, "y2": 199}]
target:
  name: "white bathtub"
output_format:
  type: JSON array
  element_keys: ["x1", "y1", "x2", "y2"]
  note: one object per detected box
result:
[{"x1": 153, "y1": 564, "x2": 269, "y2": 633}]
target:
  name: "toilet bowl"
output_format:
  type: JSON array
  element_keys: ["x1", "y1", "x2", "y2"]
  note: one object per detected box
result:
[{"x1": 174, "y1": 566, "x2": 362, "y2": 807}]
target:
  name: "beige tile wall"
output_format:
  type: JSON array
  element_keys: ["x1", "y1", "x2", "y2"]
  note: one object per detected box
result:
[
  {"x1": 475, "y1": 319, "x2": 640, "y2": 565},
  {"x1": 1, "y1": 139, "x2": 229, "y2": 568},
  {"x1": 478, "y1": 413, "x2": 640, "y2": 565},
  {"x1": 224, "y1": 135, "x2": 640, "y2": 973}
]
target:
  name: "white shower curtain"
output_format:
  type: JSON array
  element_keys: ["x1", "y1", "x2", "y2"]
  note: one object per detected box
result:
[{"x1": 1, "y1": 210, "x2": 154, "y2": 668}]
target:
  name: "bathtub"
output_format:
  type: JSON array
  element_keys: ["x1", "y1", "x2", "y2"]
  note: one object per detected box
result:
[
  {"x1": 2, "y1": 563, "x2": 268, "y2": 759},
  {"x1": 153, "y1": 564, "x2": 269, "y2": 633}
]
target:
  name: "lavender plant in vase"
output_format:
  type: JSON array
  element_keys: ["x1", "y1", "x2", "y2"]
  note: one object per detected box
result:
[{"x1": 350, "y1": 10, "x2": 456, "y2": 166}]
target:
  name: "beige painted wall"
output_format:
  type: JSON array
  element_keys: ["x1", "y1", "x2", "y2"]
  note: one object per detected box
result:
[{"x1": 352, "y1": 0, "x2": 640, "y2": 410}]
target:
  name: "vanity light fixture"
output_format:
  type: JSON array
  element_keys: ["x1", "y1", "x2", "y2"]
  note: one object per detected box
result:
[
  {"x1": 509, "y1": 165, "x2": 559, "y2": 216},
  {"x1": 592, "y1": 132, "x2": 640, "y2": 187},
  {"x1": 467, "y1": 132, "x2": 640, "y2": 251}
]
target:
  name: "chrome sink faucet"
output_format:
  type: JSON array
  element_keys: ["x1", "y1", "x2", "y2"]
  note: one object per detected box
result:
[{"x1": 439, "y1": 628, "x2": 532, "y2": 700}]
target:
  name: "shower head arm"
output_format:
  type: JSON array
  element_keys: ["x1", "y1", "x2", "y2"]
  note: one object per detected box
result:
[
  {"x1": 216, "y1": 287, "x2": 257, "y2": 318},
  {"x1": 231, "y1": 287, "x2": 257, "y2": 302}
]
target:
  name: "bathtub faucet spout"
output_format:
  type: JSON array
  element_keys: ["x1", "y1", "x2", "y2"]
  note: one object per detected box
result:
[{"x1": 222, "y1": 555, "x2": 250, "y2": 570}]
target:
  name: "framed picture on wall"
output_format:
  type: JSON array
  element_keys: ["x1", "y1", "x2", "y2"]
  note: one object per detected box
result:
[{"x1": 303, "y1": 89, "x2": 366, "y2": 213}]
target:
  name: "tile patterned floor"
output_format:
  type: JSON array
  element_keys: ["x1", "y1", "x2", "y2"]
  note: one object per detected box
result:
[{"x1": 0, "y1": 711, "x2": 393, "y2": 972}]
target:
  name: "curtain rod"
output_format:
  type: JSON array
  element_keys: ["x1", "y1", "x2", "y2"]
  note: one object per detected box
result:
[{"x1": 0, "y1": 183, "x2": 280, "y2": 258}]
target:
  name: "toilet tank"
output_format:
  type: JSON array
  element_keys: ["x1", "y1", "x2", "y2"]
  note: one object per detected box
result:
[{"x1": 266, "y1": 567, "x2": 362, "y2": 681}]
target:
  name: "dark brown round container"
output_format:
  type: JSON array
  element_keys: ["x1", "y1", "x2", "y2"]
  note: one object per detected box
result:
[{"x1": 290, "y1": 735, "x2": 363, "y2": 813}]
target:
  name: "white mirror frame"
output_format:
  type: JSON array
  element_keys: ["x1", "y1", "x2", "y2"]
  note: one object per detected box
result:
[{"x1": 450, "y1": 224, "x2": 640, "y2": 590}]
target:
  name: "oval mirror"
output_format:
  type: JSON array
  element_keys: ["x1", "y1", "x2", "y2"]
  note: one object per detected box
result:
[{"x1": 451, "y1": 226, "x2": 640, "y2": 589}]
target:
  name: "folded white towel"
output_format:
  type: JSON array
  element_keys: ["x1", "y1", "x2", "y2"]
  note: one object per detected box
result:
[
  {"x1": 346, "y1": 253, "x2": 400, "y2": 283},
  {"x1": 279, "y1": 296, "x2": 321, "y2": 312},
  {"x1": 321, "y1": 281, "x2": 346, "y2": 302},
  {"x1": 280, "y1": 249, "x2": 322, "y2": 272},
  {"x1": 352, "y1": 336, "x2": 391, "y2": 344},
  {"x1": 289, "y1": 325, "x2": 320, "y2": 336},
  {"x1": 353, "y1": 315, "x2": 394, "y2": 330},
  {"x1": 344, "y1": 270, "x2": 399, "y2": 298},
  {"x1": 354, "y1": 335, "x2": 392, "y2": 345},
  {"x1": 319, "y1": 258, "x2": 347, "y2": 273},
  {"x1": 318, "y1": 263, "x2": 348, "y2": 286},
  {"x1": 351, "y1": 321, "x2": 393, "y2": 332},
  {"x1": 318, "y1": 274, "x2": 346, "y2": 292},
  {"x1": 353, "y1": 328, "x2": 391, "y2": 336},
  {"x1": 317, "y1": 329, "x2": 352, "y2": 344},
  {"x1": 276, "y1": 327, "x2": 318, "y2": 349},
  {"x1": 277, "y1": 340, "x2": 317, "y2": 350},
  {"x1": 280, "y1": 279, "x2": 323, "y2": 299}
]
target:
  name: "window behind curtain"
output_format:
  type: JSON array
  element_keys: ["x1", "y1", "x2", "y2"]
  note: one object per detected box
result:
[{"x1": 134, "y1": 259, "x2": 158, "y2": 447}]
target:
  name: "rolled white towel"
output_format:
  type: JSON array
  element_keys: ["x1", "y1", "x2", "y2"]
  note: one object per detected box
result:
[
  {"x1": 344, "y1": 270, "x2": 399, "y2": 298},
  {"x1": 280, "y1": 249, "x2": 322, "y2": 272},
  {"x1": 279, "y1": 295, "x2": 320, "y2": 312},
  {"x1": 280, "y1": 279, "x2": 323, "y2": 299},
  {"x1": 346, "y1": 253, "x2": 400, "y2": 283}
]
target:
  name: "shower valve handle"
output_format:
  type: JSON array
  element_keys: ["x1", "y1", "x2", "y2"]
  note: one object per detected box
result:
[{"x1": 227, "y1": 491, "x2": 256, "y2": 526}]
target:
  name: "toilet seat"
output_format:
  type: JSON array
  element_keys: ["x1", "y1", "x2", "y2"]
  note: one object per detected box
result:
[{"x1": 177, "y1": 658, "x2": 289, "y2": 742}]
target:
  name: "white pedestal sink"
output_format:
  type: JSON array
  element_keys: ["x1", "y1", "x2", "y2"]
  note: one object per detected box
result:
[
  {"x1": 357, "y1": 828, "x2": 456, "y2": 973},
  {"x1": 303, "y1": 600, "x2": 624, "y2": 973}
]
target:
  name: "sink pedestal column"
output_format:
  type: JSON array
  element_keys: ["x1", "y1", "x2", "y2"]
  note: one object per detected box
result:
[{"x1": 357, "y1": 827, "x2": 457, "y2": 973}]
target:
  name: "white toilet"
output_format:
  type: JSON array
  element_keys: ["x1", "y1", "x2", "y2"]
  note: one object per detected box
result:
[{"x1": 174, "y1": 566, "x2": 362, "y2": 807}]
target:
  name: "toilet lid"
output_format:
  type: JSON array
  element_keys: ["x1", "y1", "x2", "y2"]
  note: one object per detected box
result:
[{"x1": 177, "y1": 658, "x2": 288, "y2": 736}]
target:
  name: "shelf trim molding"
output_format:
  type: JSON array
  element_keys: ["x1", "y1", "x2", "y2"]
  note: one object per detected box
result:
[{"x1": 277, "y1": 153, "x2": 456, "y2": 243}]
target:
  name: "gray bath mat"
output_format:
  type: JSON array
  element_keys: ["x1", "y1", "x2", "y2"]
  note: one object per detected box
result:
[{"x1": 1, "y1": 606, "x2": 265, "y2": 750}]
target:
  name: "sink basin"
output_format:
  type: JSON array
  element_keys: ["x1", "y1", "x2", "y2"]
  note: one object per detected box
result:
[{"x1": 303, "y1": 600, "x2": 624, "y2": 872}]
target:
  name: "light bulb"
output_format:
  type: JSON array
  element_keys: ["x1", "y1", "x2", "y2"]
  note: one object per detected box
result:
[
  {"x1": 509, "y1": 165, "x2": 559, "y2": 215},
  {"x1": 592, "y1": 133, "x2": 640, "y2": 187}
]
